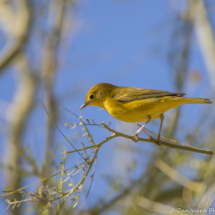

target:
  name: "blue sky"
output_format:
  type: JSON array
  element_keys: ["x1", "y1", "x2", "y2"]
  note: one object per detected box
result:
[{"x1": 0, "y1": 0, "x2": 214, "y2": 213}]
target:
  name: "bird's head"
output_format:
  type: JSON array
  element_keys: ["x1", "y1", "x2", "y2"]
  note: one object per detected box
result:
[{"x1": 80, "y1": 83, "x2": 115, "y2": 110}]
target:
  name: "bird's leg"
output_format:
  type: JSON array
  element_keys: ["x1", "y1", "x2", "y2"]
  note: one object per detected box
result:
[
  {"x1": 132, "y1": 117, "x2": 151, "y2": 143},
  {"x1": 136, "y1": 123, "x2": 152, "y2": 139},
  {"x1": 157, "y1": 113, "x2": 164, "y2": 146}
]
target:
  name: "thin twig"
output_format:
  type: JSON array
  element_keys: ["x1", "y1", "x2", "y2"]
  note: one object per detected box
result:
[
  {"x1": 40, "y1": 101, "x2": 86, "y2": 160},
  {"x1": 101, "y1": 122, "x2": 215, "y2": 156},
  {"x1": 80, "y1": 159, "x2": 98, "y2": 211},
  {"x1": 143, "y1": 127, "x2": 204, "y2": 150},
  {"x1": 67, "y1": 121, "x2": 214, "y2": 156},
  {"x1": 2, "y1": 163, "x2": 85, "y2": 196},
  {"x1": 60, "y1": 107, "x2": 96, "y2": 146}
]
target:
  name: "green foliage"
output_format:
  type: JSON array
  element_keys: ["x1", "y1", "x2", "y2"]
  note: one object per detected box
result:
[
  {"x1": 2, "y1": 111, "x2": 215, "y2": 214},
  {"x1": 3, "y1": 113, "x2": 99, "y2": 213}
]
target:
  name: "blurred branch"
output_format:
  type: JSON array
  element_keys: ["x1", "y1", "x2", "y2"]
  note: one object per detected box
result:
[
  {"x1": 81, "y1": 170, "x2": 147, "y2": 215},
  {"x1": 135, "y1": 195, "x2": 180, "y2": 215},
  {"x1": 155, "y1": 159, "x2": 205, "y2": 193},
  {"x1": 154, "y1": 187, "x2": 183, "y2": 202},
  {"x1": 41, "y1": 0, "x2": 69, "y2": 175},
  {"x1": 5, "y1": 53, "x2": 36, "y2": 215},
  {"x1": 200, "y1": 186, "x2": 215, "y2": 215},
  {"x1": 0, "y1": 0, "x2": 31, "y2": 72},
  {"x1": 167, "y1": 2, "x2": 193, "y2": 138},
  {"x1": 192, "y1": 0, "x2": 215, "y2": 91},
  {"x1": 198, "y1": 182, "x2": 215, "y2": 215},
  {"x1": 6, "y1": 54, "x2": 36, "y2": 138}
]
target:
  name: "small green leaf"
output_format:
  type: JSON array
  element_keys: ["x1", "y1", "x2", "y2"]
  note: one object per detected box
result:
[
  {"x1": 45, "y1": 205, "x2": 50, "y2": 209},
  {"x1": 5, "y1": 199, "x2": 10, "y2": 204},
  {"x1": 42, "y1": 209, "x2": 49, "y2": 214},
  {"x1": 78, "y1": 116, "x2": 83, "y2": 120},
  {"x1": 22, "y1": 195, "x2": 28, "y2": 199},
  {"x1": 17, "y1": 202, "x2": 21, "y2": 207},
  {"x1": 12, "y1": 204, "x2": 16, "y2": 209},
  {"x1": 73, "y1": 194, "x2": 81, "y2": 208}
]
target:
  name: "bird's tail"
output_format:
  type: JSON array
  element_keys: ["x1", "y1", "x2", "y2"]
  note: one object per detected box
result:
[{"x1": 182, "y1": 98, "x2": 212, "y2": 104}]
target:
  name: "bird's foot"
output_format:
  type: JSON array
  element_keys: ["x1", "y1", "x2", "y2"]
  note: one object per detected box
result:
[
  {"x1": 148, "y1": 135, "x2": 153, "y2": 139},
  {"x1": 132, "y1": 133, "x2": 139, "y2": 143},
  {"x1": 157, "y1": 137, "x2": 162, "y2": 146}
]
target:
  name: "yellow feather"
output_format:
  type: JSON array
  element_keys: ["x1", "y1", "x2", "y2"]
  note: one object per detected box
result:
[
  {"x1": 80, "y1": 83, "x2": 212, "y2": 144},
  {"x1": 81, "y1": 83, "x2": 212, "y2": 122}
]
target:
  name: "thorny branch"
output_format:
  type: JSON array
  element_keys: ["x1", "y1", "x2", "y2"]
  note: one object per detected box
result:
[{"x1": 67, "y1": 121, "x2": 215, "y2": 156}]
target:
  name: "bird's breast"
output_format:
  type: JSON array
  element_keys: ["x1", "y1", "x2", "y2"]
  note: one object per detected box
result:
[
  {"x1": 103, "y1": 98, "x2": 156, "y2": 123},
  {"x1": 103, "y1": 97, "x2": 183, "y2": 123}
]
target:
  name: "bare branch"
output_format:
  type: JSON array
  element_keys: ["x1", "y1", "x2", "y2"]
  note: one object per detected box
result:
[
  {"x1": 192, "y1": 0, "x2": 215, "y2": 91},
  {"x1": 0, "y1": 0, "x2": 31, "y2": 72}
]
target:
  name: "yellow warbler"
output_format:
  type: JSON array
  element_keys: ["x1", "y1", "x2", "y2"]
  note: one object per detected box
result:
[{"x1": 80, "y1": 83, "x2": 212, "y2": 145}]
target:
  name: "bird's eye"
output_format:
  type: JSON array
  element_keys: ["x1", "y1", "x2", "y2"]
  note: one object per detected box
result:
[{"x1": 90, "y1": 95, "x2": 94, "y2": 99}]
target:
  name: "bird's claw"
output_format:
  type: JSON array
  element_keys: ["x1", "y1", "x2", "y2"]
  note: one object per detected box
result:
[
  {"x1": 133, "y1": 134, "x2": 162, "y2": 145},
  {"x1": 132, "y1": 134, "x2": 139, "y2": 143},
  {"x1": 157, "y1": 137, "x2": 162, "y2": 146}
]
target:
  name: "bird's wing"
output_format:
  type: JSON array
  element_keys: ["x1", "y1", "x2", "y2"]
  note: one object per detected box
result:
[{"x1": 114, "y1": 87, "x2": 185, "y2": 103}]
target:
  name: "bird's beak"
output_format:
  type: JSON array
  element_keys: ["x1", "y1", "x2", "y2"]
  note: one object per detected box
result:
[{"x1": 80, "y1": 102, "x2": 89, "y2": 110}]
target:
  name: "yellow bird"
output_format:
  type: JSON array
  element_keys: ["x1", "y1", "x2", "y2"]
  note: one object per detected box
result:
[{"x1": 80, "y1": 83, "x2": 212, "y2": 145}]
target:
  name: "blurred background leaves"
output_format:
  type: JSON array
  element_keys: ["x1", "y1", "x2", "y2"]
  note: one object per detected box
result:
[{"x1": 0, "y1": 0, "x2": 215, "y2": 214}]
